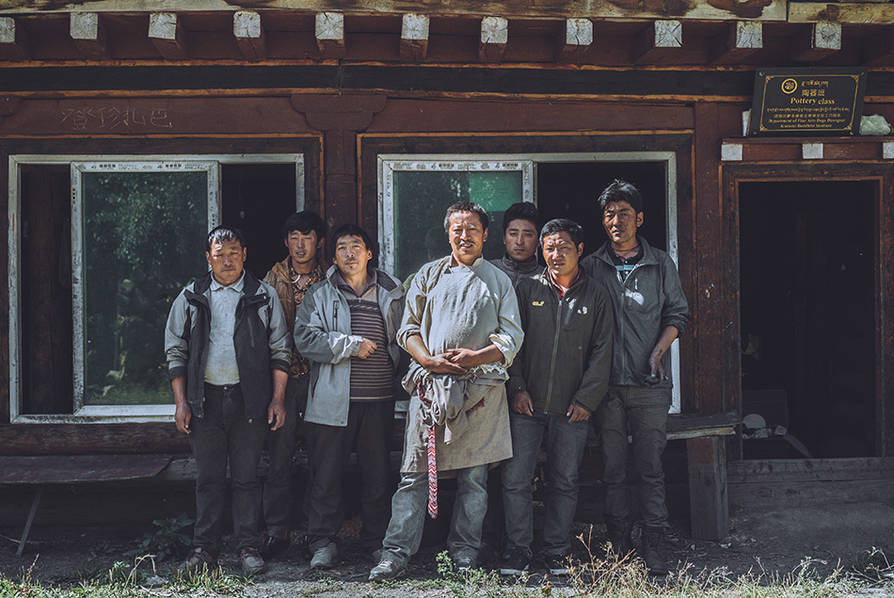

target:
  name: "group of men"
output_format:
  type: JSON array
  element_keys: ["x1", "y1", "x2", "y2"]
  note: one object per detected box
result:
[{"x1": 164, "y1": 179, "x2": 689, "y2": 580}]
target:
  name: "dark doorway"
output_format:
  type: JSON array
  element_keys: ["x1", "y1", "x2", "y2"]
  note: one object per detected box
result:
[
  {"x1": 537, "y1": 162, "x2": 668, "y2": 256},
  {"x1": 739, "y1": 181, "x2": 877, "y2": 458},
  {"x1": 221, "y1": 163, "x2": 298, "y2": 280}
]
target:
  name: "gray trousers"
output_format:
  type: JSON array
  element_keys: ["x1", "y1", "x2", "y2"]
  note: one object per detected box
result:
[
  {"x1": 262, "y1": 376, "x2": 306, "y2": 540},
  {"x1": 596, "y1": 385, "x2": 671, "y2": 529},
  {"x1": 380, "y1": 464, "x2": 489, "y2": 565}
]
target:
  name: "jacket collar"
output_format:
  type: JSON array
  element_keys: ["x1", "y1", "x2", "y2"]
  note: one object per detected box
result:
[
  {"x1": 325, "y1": 265, "x2": 402, "y2": 298},
  {"x1": 499, "y1": 253, "x2": 540, "y2": 273},
  {"x1": 593, "y1": 235, "x2": 659, "y2": 268}
]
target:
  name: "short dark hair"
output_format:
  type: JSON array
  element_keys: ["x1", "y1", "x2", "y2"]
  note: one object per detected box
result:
[
  {"x1": 329, "y1": 223, "x2": 377, "y2": 268},
  {"x1": 282, "y1": 210, "x2": 326, "y2": 241},
  {"x1": 502, "y1": 202, "x2": 540, "y2": 234},
  {"x1": 540, "y1": 218, "x2": 584, "y2": 248},
  {"x1": 207, "y1": 225, "x2": 246, "y2": 251},
  {"x1": 443, "y1": 201, "x2": 489, "y2": 232},
  {"x1": 597, "y1": 179, "x2": 644, "y2": 214}
]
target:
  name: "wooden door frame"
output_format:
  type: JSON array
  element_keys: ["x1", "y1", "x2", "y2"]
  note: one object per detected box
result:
[{"x1": 722, "y1": 162, "x2": 893, "y2": 457}]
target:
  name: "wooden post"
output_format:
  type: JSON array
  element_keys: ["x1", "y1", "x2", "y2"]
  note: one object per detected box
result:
[
  {"x1": 687, "y1": 436, "x2": 728, "y2": 540},
  {"x1": 400, "y1": 14, "x2": 429, "y2": 61},
  {"x1": 149, "y1": 13, "x2": 188, "y2": 60},
  {"x1": 558, "y1": 18, "x2": 593, "y2": 63},
  {"x1": 0, "y1": 16, "x2": 29, "y2": 61},
  {"x1": 792, "y1": 21, "x2": 841, "y2": 62},
  {"x1": 234, "y1": 10, "x2": 266, "y2": 61},
  {"x1": 711, "y1": 21, "x2": 762, "y2": 64},
  {"x1": 632, "y1": 19, "x2": 682, "y2": 63},
  {"x1": 479, "y1": 16, "x2": 508, "y2": 62},
  {"x1": 70, "y1": 12, "x2": 108, "y2": 59},
  {"x1": 315, "y1": 12, "x2": 345, "y2": 58}
]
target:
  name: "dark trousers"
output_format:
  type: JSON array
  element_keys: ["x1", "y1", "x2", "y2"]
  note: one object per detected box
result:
[
  {"x1": 596, "y1": 385, "x2": 671, "y2": 529},
  {"x1": 262, "y1": 376, "x2": 307, "y2": 539},
  {"x1": 305, "y1": 401, "x2": 394, "y2": 550},
  {"x1": 190, "y1": 383, "x2": 267, "y2": 553}
]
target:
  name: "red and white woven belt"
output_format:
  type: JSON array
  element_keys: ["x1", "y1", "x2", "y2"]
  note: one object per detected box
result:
[{"x1": 418, "y1": 383, "x2": 438, "y2": 519}]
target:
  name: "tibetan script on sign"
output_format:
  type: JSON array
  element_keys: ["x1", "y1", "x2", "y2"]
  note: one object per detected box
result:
[{"x1": 749, "y1": 68, "x2": 866, "y2": 135}]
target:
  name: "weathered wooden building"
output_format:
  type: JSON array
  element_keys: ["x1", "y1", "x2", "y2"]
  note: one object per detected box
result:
[{"x1": 1, "y1": 0, "x2": 892, "y2": 543}]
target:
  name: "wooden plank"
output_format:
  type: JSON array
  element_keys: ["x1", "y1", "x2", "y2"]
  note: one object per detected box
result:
[
  {"x1": 399, "y1": 13, "x2": 428, "y2": 61},
  {"x1": 69, "y1": 12, "x2": 108, "y2": 59},
  {"x1": 791, "y1": 22, "x2": 842, "y2": 63},
  {"x1": 687, "y1": 436, "x2": 728, "y2": 540},
  {"x1": 479, "y1": 16, "x2": 507, "y2": 62},
  {"x1": 0, "y1": 15, "x2": 28, "y2": 60},
  {"x1": 728, "y1": 457, "x2": 894, "y2": 483},
  {"x1": 729, "y1": 479, "x2": 894, "y2": 510},
  {"x1": 789, "y1": 2, "x2": 894, "y2": 24},
  {"x1": 0, "y1": 0, "x2": 789, "y2": 22},
  {"x1": 0, "y1": 454, "x2": 174, "y2": 485},
  {"x1": 558, "y1": 17, "x2": 593, "y2": 63},
  {"x1": 315, "y1": 11, "x2": 344, "y2": 58},
  {"x1": 863, "y1": 29, "x2": 894, "y2": 66},
  {"x1": 148, "y1": 12, "x2": 188, "y2": 60},
  {"x1": 710, "y1": 21, "x2": 761, "y2": 65},
  {"x1": 234, "y1": 10, "x2": 265, "y2": 61},
  {"x1": 632, "y1": 20, "x2": 682, "y2": 64}
]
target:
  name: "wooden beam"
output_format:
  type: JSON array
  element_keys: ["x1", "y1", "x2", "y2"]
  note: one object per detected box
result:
[
  {"x1": 558, "y1": 17, "x2": 593, "y2": 63},
  {"x1": 863, "y1": 29, "x2": 894, "y2": 66},
  {"x1": 479, "y1": 16, "x2": 507, "y2": 62},
  {"x1": 791, "y1": 21, "x2": 841, "y2": 62},
  {"x1": 789, "y1": 2, "x2": 894, "y2": 25},
  {"x1": 148, "y1": 12, "x2": 188, "y2": 60},
  {"x1": 315, "y1": 11, "x2": 345, "y2": 58},
  {"x1": 400, "y1": 13, "x2": 429, "y2": 61},
  {"x1": 687, "y1": 436, "x2": 729, "y2": 541},
  {"x1": 632, "y1": 19, "x2": 682, "y2": 63},
  {"x1": 69, "y1": 12, "x2": 107, "y2": 59},
  {"x1": 234, "y1": 10, "x2": 266, "y2": 61},
  {"x1": 0, "y1": 16, "x2": 29, "y2": 61},
  {"x1": 711, "y1": 21, "x2": 761, "y2": 64}
]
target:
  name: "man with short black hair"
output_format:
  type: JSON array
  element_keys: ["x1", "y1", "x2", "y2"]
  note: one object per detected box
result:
[
  {"x1": 581, "y1": 179, "x2": 689, "y2": 575},
  {"x1": 369, "y1": 201, "x2": 524, "y2": 582},
  {"x1": 490, "y1": 202, "x2": 541, "y2": 287},
  {"x1": 165, "y1": 226, "x2": 291, "y2": 576},
  {"x1": 500, "y1": 218, "x2": 613, "y2": 576},
  {"x1": 260, "y1": 211, "x2": 327, "y2": 558},
  {"x1": 294, "y1": 224, "x2": 405, "y2": 569}
]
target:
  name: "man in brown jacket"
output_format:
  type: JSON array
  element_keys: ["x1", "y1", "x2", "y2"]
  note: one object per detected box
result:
[{"x1": 260, "y1": 211, "x2": 327, "y2": 558}]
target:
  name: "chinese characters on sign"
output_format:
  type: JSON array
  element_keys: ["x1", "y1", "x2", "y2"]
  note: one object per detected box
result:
[
  {"x1": 59, "y1": 106, "x2": 175, "y2": 131},
  {"x1": 750, "y1": 68, "x2": 866, "y2": 135}
]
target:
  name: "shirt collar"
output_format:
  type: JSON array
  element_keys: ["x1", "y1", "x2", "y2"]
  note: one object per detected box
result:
[
  {"x1": 547, "y1": 267, "x2": 581, "y2": 297},
  {"x1": 335, "y1": 268, "x2": 378, "y2": 296},
  {"x1": 210, "y1": 271, "x2": 245, "y2": 292}
]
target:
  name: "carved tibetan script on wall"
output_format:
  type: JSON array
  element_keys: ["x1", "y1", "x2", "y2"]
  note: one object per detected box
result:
[{"x1": 750, "y1": 68, "x2": 866, "y2": 135}]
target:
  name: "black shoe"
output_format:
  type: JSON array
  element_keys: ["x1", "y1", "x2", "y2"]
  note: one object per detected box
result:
[
  {"x1": 498, "y1": 548, "x2": 530, "y2": 576},
  {"x1": 640, "y1": 528, "x2": 669, "y2": 575},
  {"x1": 545, "y1": 554, "x2": 570, "y2": 576},
  {"x1": 260, "y1": 535, "x2": 290, "y2": 559},
  {"x1": 606, "y1": 520, "x2": 633, "y2": 556}
]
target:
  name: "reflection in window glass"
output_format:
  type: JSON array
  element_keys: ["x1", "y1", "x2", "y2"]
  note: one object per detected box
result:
[
  {"x1": 392, "y1": 171, "x2": 522, "y2": 281},
  {"x1": 82, "y1": 172, "x2": 207, "y2": 405}
]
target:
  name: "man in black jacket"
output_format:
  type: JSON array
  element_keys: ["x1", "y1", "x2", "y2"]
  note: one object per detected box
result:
[
  {"x1": 581, "y1": 180, "x2": 689, "y2": 575},
  {"x1": 500, "y1": 218, "x2": 614, "y2": 576},
  {"x1": 489, "y1": 202, "x2": 541, "y2": 287},
  {"x1": 165, "y1": 226, "x2": 292, "y2": 576}
]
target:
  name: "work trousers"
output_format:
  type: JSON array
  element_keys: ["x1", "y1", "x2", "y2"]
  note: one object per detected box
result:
[
  {"x1": 262, "y1": 375, "x2": 307, "y2": 540},
  {"x1": 190, "y1": 383, "x2": 267, "y2": 553},
  {"x1": 380, "y1": 464, "x2": 489, "y2": 566},
  {"x1": 305, "y1": 400, "x2": 394, "y2": 550},
  {"x1": 501, "y1": 410, "x2": 590, "y2": 557},
  {"x1": 596, "y1": 385, "x2": 671, "y2": 529}
]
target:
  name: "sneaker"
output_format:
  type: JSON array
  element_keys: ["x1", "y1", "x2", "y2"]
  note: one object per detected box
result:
[
  {"x1": 640, "y1": 528, "x2": 669, "y2": 575},
  {"x1": 179, "y1": 547, "x2": 217, "y2": 574},
  {"x1": 545, "y1": 554, "x2": 570, "y2": 576},
  {"x1": 369, "y1": 558, "x2": 406, "y2": 581},
  {"x1": 310, "y1": 541, "x2": 338, "y2": 569},
  {"x1": 259, "y1": 535, "x2": 290, "y2": 559},
  {"x1": 239, "y1": 547, "x2": 266, "y2": 576},
  {"x1": 499, "y1": 548, "x2": 530, "y2": 576}
]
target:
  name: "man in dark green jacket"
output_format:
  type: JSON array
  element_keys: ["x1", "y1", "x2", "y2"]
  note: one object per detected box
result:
[{"x1": 500, "y1": 218, "x2": 614, "y2": 576}]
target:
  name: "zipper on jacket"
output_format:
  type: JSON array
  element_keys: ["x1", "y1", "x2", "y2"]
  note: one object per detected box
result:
[
  {"x1": 616, "y1": 262, "x2": 646, "y2": 383},
  {"x1": 543, "y1": 290, "x2": 563, "y2": 413},
  {"x1": 333, "y1": 300, "x2": 339, "y2": 330}
]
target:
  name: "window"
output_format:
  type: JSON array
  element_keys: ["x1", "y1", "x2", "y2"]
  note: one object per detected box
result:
[{"x1": 9, "y1": 154, "x2": 303, "y2": 422}]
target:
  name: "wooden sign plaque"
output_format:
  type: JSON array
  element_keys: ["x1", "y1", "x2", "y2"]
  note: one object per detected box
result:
[{"x1": 749, "y1": 68, "x2": 866, "y2": 136}]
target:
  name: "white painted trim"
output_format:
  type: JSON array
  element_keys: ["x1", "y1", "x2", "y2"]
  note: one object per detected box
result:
[
  {"x1": 802, "y1": 143, "x2": 824, "y2": 160},
  {"x1": 883, "y1": 142, "x2": 893, "y2": 160},
  {"x1": 8, "y1": 153, "x2": 304, "y2": 424},
  {"x1": 377, "y1": 151, "x2": 682, "y2": 413},
  {"x1": 722, "y1": 143, "x2": 743, "y2": 162}
]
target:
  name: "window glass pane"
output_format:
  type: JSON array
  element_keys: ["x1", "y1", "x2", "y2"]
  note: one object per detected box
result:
[
  {"x1": 392, "y1": 170, "x2": 523, "y2": 281},
  {"x1": 82, "y1": 171, "x2": 208, "y2": 405}
]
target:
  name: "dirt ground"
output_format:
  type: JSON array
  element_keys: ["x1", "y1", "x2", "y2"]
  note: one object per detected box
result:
[{"x1": 2, "y1": 499, "x2": 893, "y2": 596}]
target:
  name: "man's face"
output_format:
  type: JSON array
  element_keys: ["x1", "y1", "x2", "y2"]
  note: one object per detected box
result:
[
  {"x1": 602, "y1": 200, "x2": 643, "y2": 247},
  {"x1": 333, "y1": 234, "x2": 372, "y2": 278},
  {"x1": 206, "y1": 239, "x2": 246, "y2": 286},
  {"x1": 448, "y1": 211, "x2": 487, "y2": 266},
  {"x1": 542, "y1": 231, "x2": 583, "y2": 279},
  {"x1": 285, "y1": 229, "x2": 322, "y2": 268},
  {"x1": 503, "y1": 218, "x2": 539, "y2": 262}
]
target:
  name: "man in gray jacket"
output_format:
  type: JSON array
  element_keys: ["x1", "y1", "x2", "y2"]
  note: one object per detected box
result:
[
  {"x1": 165, "y1": 226, "x2": 291, "y2": 576},
  {"x1": 581, "y1": 180, "x2": 689, "y2": 575},
  {"x1": 294, "y1": 224, "x2": 405, "y2": 569},
  {"x1": 489, "y1": 201, "x2": 541, "y2": 287}
]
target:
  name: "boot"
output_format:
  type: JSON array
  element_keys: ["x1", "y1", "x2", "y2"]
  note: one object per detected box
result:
[
  {"x1": 606, "y1": 520, "x2": 632, "y2": 557},
  {"x1": 640, "y1": 527, "x2": 668, "y2": 575}
]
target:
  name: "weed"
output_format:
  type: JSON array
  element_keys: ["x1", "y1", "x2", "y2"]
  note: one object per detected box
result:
[{"x1": 125, "y1": 514, "x2": 193, "y2": 561}]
